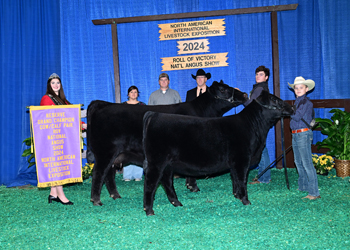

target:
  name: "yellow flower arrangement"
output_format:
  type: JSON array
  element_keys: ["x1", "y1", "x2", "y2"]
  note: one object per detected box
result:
[
  {"x1": 312, "y1": 154, "x2": 335, "y2": 175},
  {"x1": 82, "y1": 163, "x2": 94, "y2": 179}
]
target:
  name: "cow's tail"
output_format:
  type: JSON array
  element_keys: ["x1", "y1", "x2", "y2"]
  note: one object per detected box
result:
[
  {"x1": 142, "y1": 111, "x2": 156, "y2": 142},
  {"x1": 86, "y1": 100, "x2": 112, "y2": 153},
  {"x1": 142, "y1": 111, "x2": 156, "y2": 172}
]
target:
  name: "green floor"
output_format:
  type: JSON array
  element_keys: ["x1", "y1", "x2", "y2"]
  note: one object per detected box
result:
[{"x1": 1, "y1": 168, "x2": 349, "y2": 249}]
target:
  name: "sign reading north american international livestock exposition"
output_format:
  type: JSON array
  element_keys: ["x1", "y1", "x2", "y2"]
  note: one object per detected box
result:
[
  {"x1": 30, "y1": 105, "x2": 82, "y2": 187},
  {"x1": 159, "y1": 19, "x2": 228, "y2": 71},
  {"x1": 158, "y1": 19, "x2": 226, "y2": 41}
]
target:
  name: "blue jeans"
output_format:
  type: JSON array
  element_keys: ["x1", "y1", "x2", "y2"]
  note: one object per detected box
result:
[
  {"x1": 123, "y1": 165, "x2": 143, "y2": 180},
  {"x1": 257, "y1": 147, "x2": 271, "y2": 183},
  {"x1": 292, "y1": 130, "x2": 320, "y2": 197}
]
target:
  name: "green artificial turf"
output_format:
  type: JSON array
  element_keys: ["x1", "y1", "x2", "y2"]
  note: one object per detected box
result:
[{"x1": 1, "y1": 168, "x2": 349, "y2": 249}]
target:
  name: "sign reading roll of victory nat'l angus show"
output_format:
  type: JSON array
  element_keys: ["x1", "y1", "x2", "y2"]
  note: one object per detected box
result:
[
  {"x1": 30, "y1": 105, "x2": 83, "y2": 187},
  {"x1": 159, "y1": 18, "x2": 228, "y2": 71},
  {"x1": 161, "y1": 53, "x2": 228, "y2": 71}
]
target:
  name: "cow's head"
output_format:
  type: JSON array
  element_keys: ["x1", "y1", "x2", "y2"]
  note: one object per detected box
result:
[
  {"x1": 255, "y1": 91, "x2": 295, "y2": 116},
  {"x1": 208, "y1": 80, "x2": 248, "y2": 107}
]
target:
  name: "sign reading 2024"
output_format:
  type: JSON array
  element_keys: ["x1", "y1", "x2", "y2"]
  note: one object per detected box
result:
[{"x1": 177, "y1": 39, "x2": 209, "y2": 55}]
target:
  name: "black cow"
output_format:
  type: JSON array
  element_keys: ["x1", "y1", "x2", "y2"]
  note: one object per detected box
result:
[
  {"x1": 142, "y1": 91, "x2": 294, "y2": 215},
  {"x1": 87, "y1": 80, "x2": 248, "y2": 206}
]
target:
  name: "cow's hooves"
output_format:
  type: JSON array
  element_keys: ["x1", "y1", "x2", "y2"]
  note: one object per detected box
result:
[
  {"x1": 92, "y1": 201, "x2": 103, "y2": 206},
  {"x1": 189, "y1": 186, "x2": 200, "y2": 192},
  {"x1": 90, "y1": 198, "x2": 103, "y2": 206},
  {"x1": 171, "y1": 201, "x2": 183, "y2": 207},
  {"x1": 110, "y1": 194, "x2": 122, "y2": 200},
  {"x1": 146, "y1": 210, "x2": 155, "y2": 216},
  {"x1": 242, "y1": 200, "x2": 251, "y2": 205}
]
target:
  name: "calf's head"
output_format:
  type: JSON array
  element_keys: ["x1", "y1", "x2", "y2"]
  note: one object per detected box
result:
[
  {"x1": 208, "y1": 80, "x2": 248, "y2": 108},
  {"x1": 255, "y1": 91, "x2": 294, "y2": 117}
]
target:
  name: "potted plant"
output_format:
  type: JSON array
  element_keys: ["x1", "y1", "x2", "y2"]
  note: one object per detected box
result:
[
  {"x1": 22, "y1": 137, "x2": 35, "y2": 168},
  {"x1": 312, "y1": 154, "x2": 334, "y2": 175},
  {"x1": 315, "y1": 109, "x2": 350, "y2": 177},
  {"x1": 82, "y1": 163, "x2": 94, "y2": 180}
]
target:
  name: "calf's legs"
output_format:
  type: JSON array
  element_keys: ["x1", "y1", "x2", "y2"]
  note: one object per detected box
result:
[
  {"x1": 160, "y1": 168, "x2": 182, "y2": 207},
  {"x1": 104, "y1": 152, "x2": 143, "y2": 200},
  {"x1": 230, "y1": 165, "x2": 251, "y2": 205},
  {"x1": 144, "y1": 161, "x2": 183, "y2": 215},
  {"x1": 104, "y1": 166, "x2": 121, "y2": 200},
  {"x1": 185, "y1": 177, "x2": 200, "y2": 192},
  {"x1": 143, "y1": 167, "x2": 161, "y2": 216},
  {"x1": 91, "y1": 158, "x2": 109, "y2": 206}
]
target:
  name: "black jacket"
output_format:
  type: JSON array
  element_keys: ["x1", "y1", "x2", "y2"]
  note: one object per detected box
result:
[
  {"x1": 186, "y1": 86, "x2": 207, "y2": 102},
  {"x1": 244, "y1": 81, "x2": 270, "y2": 106}
]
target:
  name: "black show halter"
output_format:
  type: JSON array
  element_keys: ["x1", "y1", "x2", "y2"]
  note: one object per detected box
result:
[{"x1": 207, "y1": 88, "x2": 240, "y2": 104}]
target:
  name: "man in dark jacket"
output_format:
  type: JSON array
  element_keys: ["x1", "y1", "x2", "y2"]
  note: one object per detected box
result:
[
  {"x1": 183, "y1": 69, "x2": 211, "y2": 181},
  {"x1": 246, "y1": 65, "x2": 272, "y2": 184},
  {"x1": 186, "y1": 69, "x2": 211, "y2": 102}
]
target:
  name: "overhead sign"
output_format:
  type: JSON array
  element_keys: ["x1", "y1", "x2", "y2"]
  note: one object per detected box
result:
[
  {"x1": 159, "y1": 19, "x2": 226, "y2": 41},
  {"x1": 161, "y1": 52, "x2": 228, "y2": 71}
]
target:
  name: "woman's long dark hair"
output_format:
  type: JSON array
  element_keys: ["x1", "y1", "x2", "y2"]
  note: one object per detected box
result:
[{"x1": 46, "y1": 75, "x2": 71, "y2": 104}]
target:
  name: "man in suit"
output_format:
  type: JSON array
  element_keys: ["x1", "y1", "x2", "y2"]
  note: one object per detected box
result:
[
  {"x1": 186, "y1": 69, "x2": 211, "y2": 102},
  {"x1": 182, "y1": 69, "x2": 211, "y2": 181}
]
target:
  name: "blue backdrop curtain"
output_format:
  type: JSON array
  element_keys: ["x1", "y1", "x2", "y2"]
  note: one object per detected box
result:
[
  {"x1": 1, "y1": 0, "x2": 349, "y2": 185},
  {"x1": 0, "y1": 0, "x2": 61, "y2": 186}
]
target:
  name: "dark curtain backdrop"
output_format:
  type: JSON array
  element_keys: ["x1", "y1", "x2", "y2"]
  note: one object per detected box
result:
[{"x1": 1, "y1": 0, "x2": 349, "y2": 185}]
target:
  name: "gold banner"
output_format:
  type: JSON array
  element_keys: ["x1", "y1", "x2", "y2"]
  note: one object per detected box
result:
[
  {"x1": 159, "y1": 19, "x2": 226, "y2": 41},
  {"x1": 37, "y1": 178, "x2": 82, "y2": 188},
  {"x1": 161, "y1": 53, "x2": 228, "y2": 71},
  {"x1": 177, "y1": 39, "x2": 210, "y2": 55}
]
